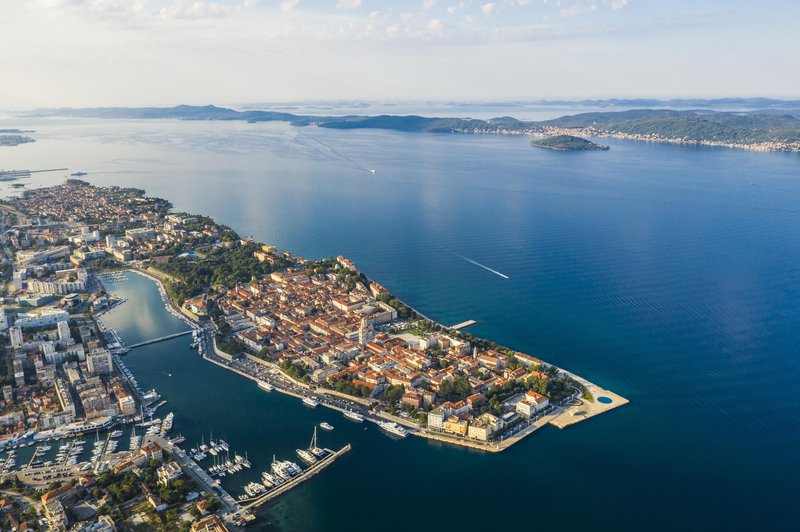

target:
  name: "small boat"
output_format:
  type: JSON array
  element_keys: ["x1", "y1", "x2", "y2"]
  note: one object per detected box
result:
[{"x1": 319, "y1": 422, "x2": 333, "y2": 431}]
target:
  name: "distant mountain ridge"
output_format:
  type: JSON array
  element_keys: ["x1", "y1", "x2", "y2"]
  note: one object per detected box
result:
[{"x1": 23, "y1": 104, "x2": 800, "y2": 151}]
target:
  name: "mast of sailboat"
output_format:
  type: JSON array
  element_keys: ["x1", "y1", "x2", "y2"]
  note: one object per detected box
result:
[{"x1": 310, "y1": 426, "x2": 317, "y2": 450}]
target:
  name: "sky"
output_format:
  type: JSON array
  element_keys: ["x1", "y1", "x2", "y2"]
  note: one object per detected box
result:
[{"x1": 0, "y1": 0, "x2": 798, "y2": 108}]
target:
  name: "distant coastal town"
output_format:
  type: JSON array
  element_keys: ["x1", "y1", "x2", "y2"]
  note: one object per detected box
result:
[
  {"x1": 0, "y1": 180, "x2": 626, "y2": 530},
  {"x1": 25, "y1": 105, "x2": 800, "y2": 153},
  {"x1": 0, "y1": 129, "x2": 35, "y2": 147}
]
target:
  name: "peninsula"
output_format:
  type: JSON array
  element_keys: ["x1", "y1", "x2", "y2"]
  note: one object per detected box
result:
[
  {"x1": 0, "y1": 179, "x2": 628, "y2": 528},
  {"x1": 3, "y1": 181, "x2": 626, "y2": 452},
  {"x1": 531, "y1": 135, "x2": 609, "y2": 151}
]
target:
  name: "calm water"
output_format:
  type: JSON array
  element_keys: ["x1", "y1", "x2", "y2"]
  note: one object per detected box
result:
[{"x1": 2, "y1": 117, "x2": 800, "y2": 530}]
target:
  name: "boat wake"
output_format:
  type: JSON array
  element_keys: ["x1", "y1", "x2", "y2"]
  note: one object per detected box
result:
[{"x1": 451, "y1": 251, "x2": 510, "y2": 280}]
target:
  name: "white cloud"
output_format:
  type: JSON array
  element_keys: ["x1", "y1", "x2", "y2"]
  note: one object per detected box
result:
[
  {"x1": 481, "y1": 3, "x2": 496, "y2": 16},
  {"x1": 279, "y1": 0, "x2": 299, "y2": 12},
  {"x1": 5, "y1": 0, "x2": 793, "y2": 109},
  {"x1": 32, "y1": 0, "x2": 256, "y2": 22},
  {"x1": 336, "y1": 0, "x2": 362, "y2": 8}
]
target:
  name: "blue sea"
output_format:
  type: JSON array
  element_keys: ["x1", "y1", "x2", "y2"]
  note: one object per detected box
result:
[{"x1": 2, "y1": 115, "x2": 799, "y2": 530}]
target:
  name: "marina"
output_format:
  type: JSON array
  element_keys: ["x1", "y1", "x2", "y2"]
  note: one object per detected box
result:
[{"x1": 240, "y1": 443, "x2": 352, "y2": 511}]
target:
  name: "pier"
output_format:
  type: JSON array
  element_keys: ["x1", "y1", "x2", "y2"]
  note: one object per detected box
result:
[
  {"x1": 127, "y1": 330, "x2": 193, "y2": 349},
  {"x1": 241, "y1": 444, "x2": 352, "y2": 510},
  {"x1": 449, "y1": 319, "x2": 476, "y2": 330},
  {"x1": 0, "y1": 168, "x2": 68, "y2": 179}
]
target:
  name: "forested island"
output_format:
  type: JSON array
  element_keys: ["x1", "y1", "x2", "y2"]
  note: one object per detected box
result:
[
  {"x1": 23, "y1": 104, "x2": 800, "y2": 152},
  {"x1": 530, "y1": 135, "x2": 609, "y2": 151}
]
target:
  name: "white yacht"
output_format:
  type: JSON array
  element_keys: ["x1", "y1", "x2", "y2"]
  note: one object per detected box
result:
[
  {"x1": 262, "y1": 472, "x2": 281, "y2": 487},
  {"x1": 296, "y1": 448, "x2": 317, "y2": 464},
  {"x1": 302, "y1": 397, "x2": 319, "y2": 408},
  {"x1": 377, "y1": 421, "x2": 408, "y2": 438},
  {"x1": 343, "y1": 410, "x2": 365, "y2": 423}
]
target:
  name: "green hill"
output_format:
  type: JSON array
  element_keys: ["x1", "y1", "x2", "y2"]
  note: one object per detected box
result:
[
  {"x1": 530, "y1": 135, "x2": 609, "y2": 151},
  {"x1": 542, "y1": 109, "x2": 800, "y2": 143}
]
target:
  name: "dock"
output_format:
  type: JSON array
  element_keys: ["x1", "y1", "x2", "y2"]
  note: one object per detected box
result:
[
  {"x1": 241, "y1": 444, "x2": 352, "y2": 510},
  {"x1": 0, "y1": 168, "x2": 68, "y2": 180},
  {"x1": 156, "y1": 436, "x2": 244, "y2": 517},
  {"x1": 449, "y1": 319, "x2": 476, "y2": 330}
]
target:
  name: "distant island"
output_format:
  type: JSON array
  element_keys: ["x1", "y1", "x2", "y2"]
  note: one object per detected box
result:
[
  {"x1": 531, "y1": 135, "x2": 609, "y2": 151},
  {"x1": 21, "y1": 105, "x2": 800, "y2": 152},
  {"x1": 0, "y1": 130, "x2": 35, "y2": 147}
]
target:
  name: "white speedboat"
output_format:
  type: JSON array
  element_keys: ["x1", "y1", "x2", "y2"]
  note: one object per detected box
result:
[{"x1": 320, "y1": 422, "x2": 334, "y2": 431}]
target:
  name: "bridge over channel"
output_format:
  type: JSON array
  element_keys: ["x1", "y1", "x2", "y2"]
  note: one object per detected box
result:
[{"x1": 127, "y1": 330, "x2": 193, "y2": 349}]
